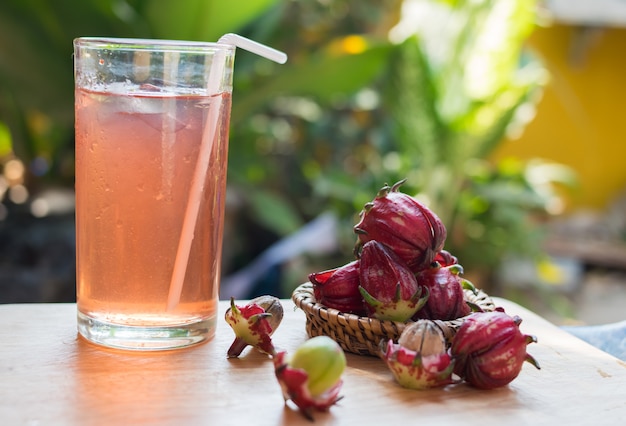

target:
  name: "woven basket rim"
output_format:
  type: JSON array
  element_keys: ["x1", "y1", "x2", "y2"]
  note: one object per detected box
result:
[
  {"x1": 293, "y1": 282, "x2": 409, "y2": 328},
  {"x1": 292, "y1": 281, "x2": 495, "y2": 356}
]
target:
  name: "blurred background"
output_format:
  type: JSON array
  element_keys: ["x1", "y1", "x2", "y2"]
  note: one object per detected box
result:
[{"x1": 1, "y1": 0, "x2": 625, "y2": 327}]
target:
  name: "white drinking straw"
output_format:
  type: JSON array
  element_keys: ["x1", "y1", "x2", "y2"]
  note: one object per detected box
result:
[
  {"x1": 166, "y1": 34, "x2": 287, "y2": 311},
  {"x1": 218, "y1": 33, "x2": 287, "y2": 64}
]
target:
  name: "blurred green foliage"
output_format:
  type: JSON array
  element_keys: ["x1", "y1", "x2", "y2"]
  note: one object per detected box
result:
[
  {"x1": 374, "y1": 0, "x2": 575, "y2": 280},
  {"x1": 0, "y1": 0, "x2": 573, "y2": 291}
]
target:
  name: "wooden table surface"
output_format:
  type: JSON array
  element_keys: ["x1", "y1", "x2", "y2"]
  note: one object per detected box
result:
[{"x1": 1, "y1": 298, "x2": 625, "y2": 425}]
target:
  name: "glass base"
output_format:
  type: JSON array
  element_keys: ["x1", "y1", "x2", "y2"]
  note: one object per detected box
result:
[{"x1": 77, "y1": 311, "x2": 216, "y2": 351}]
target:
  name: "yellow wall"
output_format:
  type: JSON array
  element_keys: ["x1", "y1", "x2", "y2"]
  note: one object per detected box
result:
[{"x1": 493, "y1": 24, "x2": 626, "y2": 211}]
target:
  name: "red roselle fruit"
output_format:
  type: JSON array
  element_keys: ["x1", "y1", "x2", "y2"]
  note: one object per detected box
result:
[
  {"x1": 413, "y1": 262, "x2": 474, "y2": 321},
  {"x1": 353, "y1": 179, "x2": 447, "y2": 273},
  {"x1": 359, "y1": 240, "x2": 428, "y2": 322},
  {"x1": 451, "y1": 311, "x2": 540, "y2": 390},
  {"x1": 308, "y1": 260, "x2": 366, "y2": 315}
]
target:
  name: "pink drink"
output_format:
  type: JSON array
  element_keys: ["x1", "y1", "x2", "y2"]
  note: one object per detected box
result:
[{"x1": 75, "y1": 87, "x2": 231, "y2": 349}]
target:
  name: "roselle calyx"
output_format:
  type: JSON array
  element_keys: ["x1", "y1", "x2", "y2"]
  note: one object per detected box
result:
[
  {"x1": 451, "y1": 311, "x2": 540, "y2": 390},
  {"x1": 358, "y1": 240, "x2": 428, "y2": 322},
  {"x1": 413, "y1": 262, "x2": 475, "y2": 321},
  {"x1": 309, "y1": 260, "x2": 366, "y2": 315},
  {"x1": 354, "y1": 179, "x2": 447, "y2": 273},
  {"x1": 382, "y1": 320, "x2": 455, "y2": 390},
  {"x1": 274, "y1": 336, "x2": 346, "y2": 420},
  {"x1": 224, "y1": 295, "x2": 284, "y2": 358},
  {"x1": 433, "y1": 249, "x2": 458, "y2": 267}
]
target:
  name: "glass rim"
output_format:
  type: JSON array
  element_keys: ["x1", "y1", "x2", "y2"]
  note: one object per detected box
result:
[{"x1": 73, "y1": 37, "x2": 236, "y2": 53}]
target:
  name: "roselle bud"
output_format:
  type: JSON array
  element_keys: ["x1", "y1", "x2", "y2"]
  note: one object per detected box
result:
[
  {"x1": 309, "y1": 260, "x2": 366, "y2": 315},
  {"x1": 413, "y1": 263, "x2": 474, "y2": 321},
  {"x1": 359, "y1": 240, "x2": 428, "y2": 322},
  {"x1": 398, "y1": 320, "x2": 447, "y2": 355},
  {"x1": 382, "y1": 320, "x2": 455, "y2": 390},
  {"x1": 451, "y1": 311, "x2": 540, "y2": 390},
  {"x1": 274, "y1": 336, "x2": 346, "y2": 420},
  {"x1": 224, "y1": 295, "x2": 284, "y2": 358},
  {"x1": 354, "y1": 179, "x2": 447, "y2": 273}
]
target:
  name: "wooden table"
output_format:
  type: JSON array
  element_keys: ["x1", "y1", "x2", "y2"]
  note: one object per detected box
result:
[{"x1": 1, "y1": 298, "x2": 625, "y2": 425}]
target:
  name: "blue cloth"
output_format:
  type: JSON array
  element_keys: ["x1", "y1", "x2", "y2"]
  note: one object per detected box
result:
[{"x1": 562, "y1": 320, "x2": 626, "y2": 361}]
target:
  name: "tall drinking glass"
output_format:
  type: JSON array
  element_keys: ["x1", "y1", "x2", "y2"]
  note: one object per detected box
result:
[{"x1": 74, "y1": 38, "x2": 235, "y2": 350}]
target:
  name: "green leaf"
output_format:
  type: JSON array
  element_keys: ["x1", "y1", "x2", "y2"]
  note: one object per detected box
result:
[
  {"x1": 462, "y1": 0, "x2": 538, "y2": 100},
  {"x1": 143, "y1": 0, "x2": 279, "y2": 42},
  {"x1": 247, "y1": 189, "x2": 303, "y2": 236},
  {"x1": 469, "y1": 84, "x2": 534, "y2": 159},
  {"x1": 382, "y1": 36, "x2": 445, "y2": 166},
  {"x1": 232, "y1": 43, "x2": 392, "y2": 122},
  {"x1": 0, "y1": 122, "x2": 12, "y2": 157}
]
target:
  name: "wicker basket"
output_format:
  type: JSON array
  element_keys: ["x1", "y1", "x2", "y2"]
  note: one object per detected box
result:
[{"x1": 292, "y1": 282, "x2": 496, "y2": 357}]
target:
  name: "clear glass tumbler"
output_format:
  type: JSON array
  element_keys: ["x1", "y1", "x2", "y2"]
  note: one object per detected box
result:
[{"x1": 74, "y1": 37, "x2": 235, "y2": 350}]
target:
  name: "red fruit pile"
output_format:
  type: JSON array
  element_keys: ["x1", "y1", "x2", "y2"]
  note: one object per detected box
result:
[
  {"x1": 309, "y1": 179, "x2": 473, "y2": 323},
  {"x1": 307, "y1": 179, "x2": 540, "y2": 390}
]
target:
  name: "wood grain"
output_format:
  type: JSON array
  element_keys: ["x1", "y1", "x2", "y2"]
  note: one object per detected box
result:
[{"x1": 1, "y1": 299, "x2": 625, "y2": 425}]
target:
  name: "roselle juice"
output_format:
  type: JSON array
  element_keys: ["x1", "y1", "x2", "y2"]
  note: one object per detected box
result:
[{"x1": 75, "y1": 87, "x2": 230, "y2": 349}]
